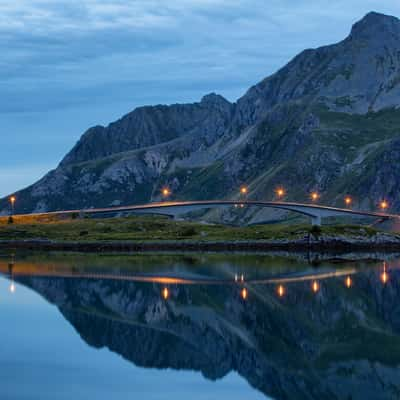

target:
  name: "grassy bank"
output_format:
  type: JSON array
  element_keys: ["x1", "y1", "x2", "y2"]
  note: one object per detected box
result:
[
  {"x1": 0, "y1": 214, "x2": 382, "y2": 243},
  {"x1": 1, "y1": 214, "x2": 400, "y2": 253}
]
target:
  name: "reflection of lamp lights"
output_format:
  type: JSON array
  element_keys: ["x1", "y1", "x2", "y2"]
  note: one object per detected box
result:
[
  {"x1": 381, "y1": 262, "x2": 389, "y2": 285},
  {"x1": 9, "y1": 282, "x2": 15, "y2": 293},
  {"x1": 162, "y1": 287, "x2": 169, "y2": 300},
  {"x1": 312, "y1": 280, "x2": 320, "y2": 293},
  {"x1": 345, "y1": 276, "x2": 352, "y2": 288},
  {"x1": 241, "y1": 288, "x2": 248, "y2": 300},
  {"x1": 240, "y1": 274, "x2": 244, "y2": 282},
  {"x1": 277, "y1": 284, "x2": 285, "y2": 297}
]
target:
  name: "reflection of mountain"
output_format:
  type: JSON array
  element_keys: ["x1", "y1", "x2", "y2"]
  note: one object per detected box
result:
[{"x1": 17, "y1": 269, "x2": 400, "y2": 400}]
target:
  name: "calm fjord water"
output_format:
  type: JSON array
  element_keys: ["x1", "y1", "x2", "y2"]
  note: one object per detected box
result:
[{"x1": 0, "y1": 252, "x2": 399, "y2": 400}]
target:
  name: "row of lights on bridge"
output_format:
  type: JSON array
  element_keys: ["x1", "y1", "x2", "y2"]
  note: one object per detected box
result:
[
  {"x1": 7, "y1": 187, "x2": 390, "y2": 213},
  {"x1": 157, "y1": 186, "x2": 390, "y2": 211}
]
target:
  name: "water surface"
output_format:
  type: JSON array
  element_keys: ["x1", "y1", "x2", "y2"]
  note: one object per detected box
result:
[{"x1": 1, "y1": 252, "x2": 399, "y2": 400}]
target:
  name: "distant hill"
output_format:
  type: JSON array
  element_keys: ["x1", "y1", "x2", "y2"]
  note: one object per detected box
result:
[{"x1": 3, "y1": 11, "x2": 400, "y2": 223}]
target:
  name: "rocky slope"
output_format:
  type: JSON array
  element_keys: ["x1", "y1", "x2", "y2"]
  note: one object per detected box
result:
[{"x1": 3, "y1": 12, "x2": 400, "y2": 222}]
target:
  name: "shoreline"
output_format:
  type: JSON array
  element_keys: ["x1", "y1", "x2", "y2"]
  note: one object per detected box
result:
[{"x1": 2, "y1": 237, "x2": 400, "y2": 253}]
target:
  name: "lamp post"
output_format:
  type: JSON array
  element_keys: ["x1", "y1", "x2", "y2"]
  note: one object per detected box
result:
[
  {"x1": 161, "y1": 188, "x2": 171, "y2": 199},
  {"x1": 310, "y1": 192, "x2": 320, "y2": 203},
  {"x1": 275, "y1": 187, "x2": 285, "y2": 200},
  {"x1": 9, "y1": 196, "x2": 16, "y2": 215},
  {"x1": 380, "y1": 200, "x2": 389, "y2": 211}
]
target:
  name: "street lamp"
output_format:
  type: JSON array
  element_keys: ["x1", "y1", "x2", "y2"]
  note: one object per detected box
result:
[
  {"x1": 240, "y1": 186, "x2": 248, "y2": 195},
  {"x1": 380, "y1": 200, "x2": 389, "y2": 211},
  {"x1": 161, "y1": 188, "x2": 171, "y2": 198},
  {"x1": 9, "y1": 196, "x2": 16, "y2": 215},
  {"x1": 310, "y1": 192, "x2": 320, "y2": 202},
  {"x1": 344, "y1": 196, "x2": 352, "y2": 208},
  {"x1": 275, "y1": 187, "x2": 285, "y2": 200}
]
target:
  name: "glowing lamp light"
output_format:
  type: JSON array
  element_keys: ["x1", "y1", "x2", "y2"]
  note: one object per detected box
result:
[
  {"x1": 277, "y1": 284, "x2": 285, "y2": 298},
  {"x1": 275, "y1": 187, "x2": 285, "y2": 199},
  {"x1": 240, "y1": 186, "x2": 248, "y2": 195},
  {"x1": 162, "y1": 287, "x2": 169, "y2": 300},
  {"x1": 381, "y1": 262, "x2": 389, "y2": 285},
  {"x1": 381, "y1": 271, "x2": 389, "y2": 285},
  {"x1": 345, "y1": 276, "x2": 352, "y2": 288},
  {"x1": 9, "y1": 196, "x2": 16, "y2": 214},
  {"x1": 310, "y1": 192, "x2": 320, "y2": 202},
  {"x1": 344, "y1": 196, "x2": 352, "y2": 207},
  {"x1": 380, "y1": 200, "x2": 389, "y2": 211},
  {"x1": 162, "y1": 188, "x2": 171, "y2": 198},
  {"x1": 241, "y1": 287, "x2": 248, "y2": 300},
  {"x1": 312, "y1": 280, "x2": 320, "y2": 293}
]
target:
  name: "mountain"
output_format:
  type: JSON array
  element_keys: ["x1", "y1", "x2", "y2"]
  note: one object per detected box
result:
[{"x1": 3, "y1": 11, "x2": 400, "y2": 221}]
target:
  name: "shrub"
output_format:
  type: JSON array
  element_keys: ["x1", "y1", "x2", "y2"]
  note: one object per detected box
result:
[
  {"x1": 310, "y1": 225, "x2": 322, "y2": 237},
  {"x1": 180, "y1": 227, "x2": 197, "y2": 237}
]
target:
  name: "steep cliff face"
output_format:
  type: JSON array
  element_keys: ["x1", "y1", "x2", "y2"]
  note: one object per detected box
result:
[
  {"x1": 236, "y1": 12, "x2": 400, "y2": 122},
  {"x1": 3, "y1": 12, "x2": 400, "y2": 217},
  {"x1": 60, "y1": 93, "x2": 234, "y2": 166}
]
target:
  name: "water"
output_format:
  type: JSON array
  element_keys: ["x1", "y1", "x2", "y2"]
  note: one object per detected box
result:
[{"x1": 0, "y1": 251, "x2": 400, "y2": 400}]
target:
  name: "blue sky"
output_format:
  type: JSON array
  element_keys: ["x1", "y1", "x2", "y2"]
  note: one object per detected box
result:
[{"x1": 2, "y1": 0, "x2": 400, "y2": 197}]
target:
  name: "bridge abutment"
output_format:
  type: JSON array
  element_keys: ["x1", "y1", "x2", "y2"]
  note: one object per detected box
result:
[{"x1": 311, "y1": 215, "x2": 322, "y2": 226}]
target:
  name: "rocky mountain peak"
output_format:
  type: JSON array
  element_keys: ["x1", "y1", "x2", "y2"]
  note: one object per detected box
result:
[
  {"x1": 201, "y1": 93, "x2": 231, "y2": 106},
  {"x1": 4, "y1": 12, "x2": 400, "y2": 216},
  {"x1": 349, "y1": 11, "x2": 400, "y2": 40}
]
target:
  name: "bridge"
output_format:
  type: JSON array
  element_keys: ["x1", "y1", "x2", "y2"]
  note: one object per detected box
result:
[{"x1": 11, "y1": 200, "x2": 398, "y2": 226}]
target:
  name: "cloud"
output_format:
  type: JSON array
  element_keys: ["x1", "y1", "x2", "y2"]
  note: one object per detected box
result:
[{"x1": 2, "y1": 1, "x2": 400, "y2": 196}]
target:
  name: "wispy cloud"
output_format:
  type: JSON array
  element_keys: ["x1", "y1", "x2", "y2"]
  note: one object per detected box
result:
[{"x1": 1, "y1": 1, "x2": 400, "y2": 196}]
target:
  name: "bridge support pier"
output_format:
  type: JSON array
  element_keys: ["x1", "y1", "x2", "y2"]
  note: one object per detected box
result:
[{"x1": 311, "y1": 215, "x2": 322, "y2": 226}]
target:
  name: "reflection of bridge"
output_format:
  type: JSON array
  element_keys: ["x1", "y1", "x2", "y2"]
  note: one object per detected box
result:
[
  {"x1": 14, "y1": 200, "x2": 399, "y2": 226},
  {"x1": 0, "y1": 261, "x2": 356, "y2": 286}
]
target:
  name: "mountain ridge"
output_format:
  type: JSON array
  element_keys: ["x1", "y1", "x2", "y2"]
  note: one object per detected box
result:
[{"x1": 3, "y1": 11, "x2": 400, "y2": 220}]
